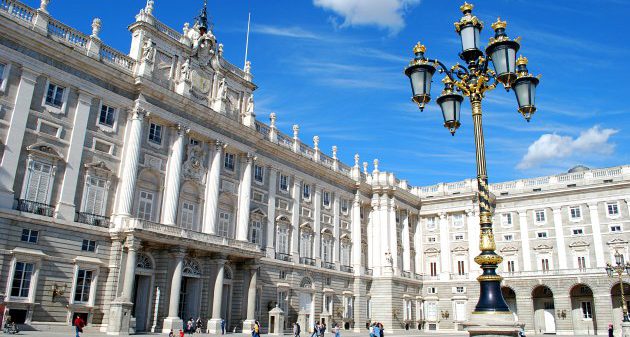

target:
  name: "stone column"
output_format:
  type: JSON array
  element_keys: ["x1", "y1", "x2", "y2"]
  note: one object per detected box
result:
[
  {"x1": 114, "y1": 106, "x2": 146, "y2": 221},
  {"x1": 402, "y1": 210, "x2": 411, "y2": 272},
  {"x1": 551, "y1": 207, "x2": 568, "y2": 269},
  {"x1": 55, "y1": 91, "x2": 93, "y2": 220},
  {"x1": 467, "y1": 209, "x2": 480, "y2": 276},
  {"x1": 388, "y1": 197, "x2": 398, "y2": 274},
  {"x1": 333, "y1": 194, "x2": 341, "y2": 268},
  {"x1": 587, "y1": 202, "x2": 606, "y2": 267},
  {"x1": 291, "y1": 176, "x2": 301, "y2": 257},
  {"x1": 351, "y1": 192, "x2": 362, "y2": 275},
  {"x1": 121, "y1": 236, "x2": 140, "y2": 301},
  {"x1": 161, "y1": 126, "x2": 187, "y2": 226},
  {"x1": 208, "y1": 256, "x2": 227, "y2": 333},
  {"x1": 0, "y1": 68, "x2": 39, "y2": 209},
  {"x1": 265, "y1": 167, "x2": 277, "y2": 258},
  {"x1": 438, "y1": 212, "x2": 451, "y2": 279},
  {"x1": 203, "y1": 141, "x2": 223, "y2": 234},
  {"x1": 242, "y1": 265, "x2": 259, "y2": 332},
  {"x1": 162, "y1": 249, "x2": 186, "y2": 332},
  {"x1": 313, "y1": 187, "x2": 322, "y2": 265},
  {"x1": 518, "y1": 210, "x2": 533, "y2": 271},
  {"x1": 368, "y1": 196, "x2": 378, "y2": 271},
  {"x1": 236, "y1": 154, "x2": 254, "y2": 241},
  {"x1": 414, "y1": 215, "x2": 423, "y2": 274}
]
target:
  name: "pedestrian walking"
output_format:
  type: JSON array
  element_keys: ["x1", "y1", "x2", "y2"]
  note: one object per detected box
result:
[
  {"x1": 311, "y1": 322, "x2": 320, "y2": 337},
  {"x1": 608, "y1": 323, "x2": 614, "y2": 337},
  {"x1": 221, "y1": 318, "x2": 226, "y2": 335},
  {"x1": 333, "y1": 324, "x2": 340, "y2": 337},
  {"x1": 372, "y1": 323, "x2": 380, "y2": 337},
  {"x1": 73, "y1": 315, "x2": 85, "y2": 337},
  {"x1": 169, "y1": 329, "x2": 174, "y2": 337}
]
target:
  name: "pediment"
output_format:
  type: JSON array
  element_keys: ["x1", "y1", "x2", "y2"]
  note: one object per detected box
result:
[
  {"x1": 569, "y1": 240, "x2": 590, "y2": 248},
  {"x1": 500, "y1": 246, "x2": 519, "y2": 253},
  {"x1": 608, "y1": 237, "x2": 628, "y2": 245},
  {"x1": 533, "y1": 244, "x2": 553, "y2": 251},
  {"x1": 424, "y1": 247, "x2": 440, "y2": 254},
  {"x1": 452, "y1": 246, "x2": 468, "y2": 253}
]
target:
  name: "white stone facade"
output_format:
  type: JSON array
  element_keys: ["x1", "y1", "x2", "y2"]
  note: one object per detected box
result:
[{"x1": 0, "y1": 1, "x2": 628, "y2": 336}]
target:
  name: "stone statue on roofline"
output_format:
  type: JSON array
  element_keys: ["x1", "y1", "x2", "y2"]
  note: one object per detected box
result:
[{"x1": 186, "y1": 0, "x2": 216, "y2": 66}]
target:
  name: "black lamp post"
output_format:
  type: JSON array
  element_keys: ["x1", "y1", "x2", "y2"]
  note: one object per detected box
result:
[
  {"x1": 404, "y1": 2, "x2": 540, "y2": 314},
  {"x1": 606, "y1": 251, "x2": 630, "y2": 322}
]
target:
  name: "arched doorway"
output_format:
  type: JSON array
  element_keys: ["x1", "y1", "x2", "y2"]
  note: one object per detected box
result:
[
  {"x1": 532, "y1": 285, "x2": 556, "y2": 334},
  {"x1": 220, "y1": 265, "x2": 234, "y2": 331},
  {"x1": 502, "y1": 287, "x2": 517, "y2": 317},
  {"x1": 133, "y1": 253, "x2": 155, "y2": 332},
  {"x1": 569, "y1": 284, "x2": 596, "y2": 334},
  {"x1": 611, "y1": 282, "x2": 630, "y2": 334},
  {"x1": 179, "y1": 258, "x2": 202, "y2": 321},
  {"x1": 298, "y1": 277, "x2": 315, "y2": 332}
]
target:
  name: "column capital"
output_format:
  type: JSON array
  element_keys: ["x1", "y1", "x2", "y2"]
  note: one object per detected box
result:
[
  {"x1": 213, "y1": 140, "x2": 226, "y2": 151},
  {"x1": 466, "y1": 209, "x2": 476, "y2": 217},
  {"x1": 516, "y1": 209, "x2": 528, "y2": 216},
  {"x1": 212, "y1": 253, "x2": 228, "y2": 263},
  {"x1": 124, "y1": 235, "x2": 141, "y2": 251},
  {"x1": 76, "y1": 90, "x2": 95, "y2": 106},
  {"x1": 131, "y1": 104, "x2": 148, "y2": 120},
  {"x1": 169, "y1": 247, "x2": 187, "y2": 258},
  {"x1": 19, "y1": 67, "x2": 40, "y2": 84},
  {"x1": 552, "y1": 206, "x2": 562, "y2": 213},
  {"x1": 587, "y1": 201, "x2": 599, "y2": 209},
  {"x1": 242, "y1": 152, "x2": 256, "y2": 162},
  {"x1": 173, "y1": 124, "x2": 190, "y2": 136},
  {"x1": 438, "y1": 212, "x2": 447, "y2": 219}
]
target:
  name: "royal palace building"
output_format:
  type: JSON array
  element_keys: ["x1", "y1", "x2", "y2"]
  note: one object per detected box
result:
[{"x1": 0, "y1": 1, "x2": 628, "y2": 336}]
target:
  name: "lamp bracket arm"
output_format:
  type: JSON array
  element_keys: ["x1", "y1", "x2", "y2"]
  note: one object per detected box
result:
[{"x1": 432, "y1": 59, "x2": 458, "y2": 82}]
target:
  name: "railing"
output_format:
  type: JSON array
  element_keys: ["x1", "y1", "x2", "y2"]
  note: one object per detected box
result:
[
  {"x1": 502, "y1": 268, "x2": 604, "y2": 278},
  {"x1": 219, "y1": 57, "x2": 247, "y2": 79},
  {"x1": 47, "y1": 18, "x2": 88, "y2": 49},
  {"x1": 0, "y1": 0, "x2": 35, "y2": 23},
  {"x1": 340, "y1": 265, "x2": 353, "y2": 273},
  {"x1": 15, "y1": 199, "x2": 54, "y2": 217},
  {"x1": 322, "y1": 261, "x2": 336, "y2": 270},
  {"x1": 255, "y1": 121, "x2": 270, "y2": 138},
  {"x1": 451, "y1": 273, "x2": 468, "y2": 280},
  {"x1": 75, "y1": 212, "x2": 110, "y2": 227},
  {"x1": 100, "y1": 43, "x2": 135, "y2": 73},
  {"x1": 277, "y1": 133, "x2": 293, "y2": 149},
  {"x1": 401, "y1": 271, "x2": 412, "y2": 278},
  {"x1": 414, "y1": 273, "x2": 423, "y2": 280},
  {"x1": 275, "y1": 252, "x2": 292, "y2": 262},
  {"x1": 299, "y1": 257, "x2": 316, "y2": 266},
  {"x1": 154, "y1": 20, "x2": 182, "y2": 42},
  {"x1": 320, "y1": 154, "x2": 335, "y2": 169},
  {"x1": 299, "y1": 143, "x2": 314, "y2": 159}
]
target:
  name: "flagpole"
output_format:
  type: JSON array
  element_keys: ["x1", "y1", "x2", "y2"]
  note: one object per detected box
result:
[{"x1": 244, "y1": 12, "x2": 251, "y2": 69}]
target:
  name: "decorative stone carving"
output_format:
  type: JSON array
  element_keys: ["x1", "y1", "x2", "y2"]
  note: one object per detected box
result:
[
  {"x1": 245, "y1": 95, "x2": 254, "y2": 116},
  {"x1": 180, "y1": 58, "x2": 191, "y2": 82},
  {"x1": 39, "y1": 0, "x2": 49, "y2": 13},
  {"x1": 182, "y1": 144, "x2": 205, "y2": 182},
  {"x1": 91, "y1": 18, "x2": 102, "y2": 39},
  {"x1": 142, "y1": 38, "x2": 155, "y2": 63}
]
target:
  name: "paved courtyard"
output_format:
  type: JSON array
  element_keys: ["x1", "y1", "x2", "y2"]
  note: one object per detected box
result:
[{"x1": 2, "y1": 331, "x2": 609, "y2": 337}]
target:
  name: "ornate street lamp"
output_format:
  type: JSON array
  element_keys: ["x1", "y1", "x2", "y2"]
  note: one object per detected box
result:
[
  {"x1": 404, "y1": 2, "x2": 540, "y2": 315},
  {"x1": 606, "y1": 251, "x2": 630, "y2": 322}
]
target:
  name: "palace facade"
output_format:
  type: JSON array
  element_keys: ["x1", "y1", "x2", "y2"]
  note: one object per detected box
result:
[{"x1": 0, "y1": 1, "x2": 628, "y2": 335}]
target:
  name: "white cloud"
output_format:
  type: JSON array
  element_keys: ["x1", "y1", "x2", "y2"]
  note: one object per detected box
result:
[
  {"x1": 253, "y1": 24, "x2": 322, "y2": 40},
  {"x1": 517, "y1": 126, "x2": 618, "y2": 170},
  {"x1": 313, "y1": 0, "x2": 420, "y2": 34}
]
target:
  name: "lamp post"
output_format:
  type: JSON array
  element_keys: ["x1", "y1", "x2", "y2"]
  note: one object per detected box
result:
[
  {"x1": 606, "y1": 250, "x2": 630, "y2": 336},
  {"x1": 404, "y1": 2, "x2": 539, "y2": 319}
]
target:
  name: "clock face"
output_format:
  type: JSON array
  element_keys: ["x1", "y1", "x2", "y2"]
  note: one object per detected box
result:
[{"x1": 191, "y1": 69, "x2": 211, "y2": 94}]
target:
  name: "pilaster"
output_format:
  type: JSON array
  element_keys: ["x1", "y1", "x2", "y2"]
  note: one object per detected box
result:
[
  {"x1": 313, "y1": 187, "x2": 322, "y2": 265},
  {"x1": 265, "y1": 167, "x2": 277, "y2": 258},
  {"x1": 587, "y1": 202, "x2": 606, "y2": 267},
  {"x1": 161, "y1": 125, "x2": 187, "y2": 225},
  {"x1": 467, "y1": 209, "x2": 480, "y2": 275},
  {"x1": 290, "y1": 176, "x2": 301, "y2": 257},
  {"x1": 333, "y1": 193, "x2": 341, "y2": 268},
  {"x1": 351, "y1": 192, "x2": 362, "y2": 275},
  {"x1": 551, "y1": 207, "x2": 568, "y2": 269},
  {"x1": 236, "y1": 153, "x2": 254, "y2": 241},
  {"x1": 162, "y1": 248, "x2": 186, "y2": 333},
  {"x1": 438, "y1": 212, "x2": 451, "y2": 279},
  {"x1": 518, "y1": 209, "x2": 532, "y2": 271},
  {"x1": 202, "y1": 141, "x2": 223, "y2": 234}
]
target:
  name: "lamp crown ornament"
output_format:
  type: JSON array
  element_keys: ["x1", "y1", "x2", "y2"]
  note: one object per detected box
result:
[
  {"x1": 413, "y1": 42, "x2": 426, "y2": 54},
  {"x1": 516, "y1": 55, "x2": 528, "y2": 66},
  {"x1": 491, "y1": 17, "x2": 507, "y2": 30},
  {"x1": 460, "y1": 2, "x2": 473, "y2": 13}
]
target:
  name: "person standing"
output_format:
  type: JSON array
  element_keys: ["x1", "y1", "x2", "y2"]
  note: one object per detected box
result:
[
  {"x1": 372, "y1": 323, "x2": 380, "y2": 337},
  {"x1": 221, "y1": 318, "x2": 226, "y2": 335},
  {"x1": 253, "y1": 320, "x2": 261, "y2": 337},
  {"x1": 333, "y1": 324, "x2": 340, "y2": 337},
  {"x1": 73, "y1": 315, "x2": 85, "y2": 337},
  {"x1": 608, "y1": 323, "x2": 613, "y2": 337},
  {"x1": 311, "y1": 321, "x2": 319, "y2": 337},
  {"x1": 295, "y1": 322, "x2": 301, "y2": 337}
]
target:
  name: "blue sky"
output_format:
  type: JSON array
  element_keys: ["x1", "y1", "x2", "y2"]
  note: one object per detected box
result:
[{"x1": 26, "y1": 0, "x2": 630, "y2": 186}]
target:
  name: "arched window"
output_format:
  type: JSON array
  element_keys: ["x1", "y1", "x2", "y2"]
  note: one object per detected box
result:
[
  {"x1": 182, "y1": 258, "x2": 201, "y2": 277},
  {"x1": 300, "y1": 277, "x2": 313, "y2": 288},
  {"x1": 136, "y1": 253, "x2": 153, "y2": 270}
]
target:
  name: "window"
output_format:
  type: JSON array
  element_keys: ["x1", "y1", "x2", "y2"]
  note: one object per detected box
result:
[
  {"x1": 23, "y1": 160, "x2": 53, "y2": 204},
  {"x1": 607, "y1": 202, "x2": 620, "y2": 217},
  {"x1": 279, "y1": 174, "x2": 289, "y2": 192},
  {"x1": 426, "y1": 217, "x2": 436, "y2": 230},
  {"x1": 249, "y1": 219, "x2": 262, "y2": 245},
  {"x1": 503, "y1": 234, "x2": 514, "y2": 242},
  {"x1": 148, "y1": 123, "x2": 163, "y2": 145},
  {"x1": 501, "y1": 213, "x2": 513, "y2": 227},
  {"x1": 279, "y1": 270, "x2": 287, "y2": 280},
  {"x1": 577, "y1": 256, "x2": 587, "y2": 270},
  {"x1": 429, "y1": 262, "x2": 438, "y2": 276},
  {"x1": 341, "y1": 199, "x2": 349, "y2": 213},
  {"x1": 81, "y1": 239, "x2": 96, "y2": 252},
  {"x1": 302, "y1": 183, "x2": 311, "y2": 200},
  {"x1": 93, "y1": 139, "x2": 113, "y2": 154},
  {"x1": 456, "y1": 286, "x2": 465, "y2": 293},
  {"x1": 74, "y1": 269, "x2": 93, "y2": 303},
  {"x1": 98, "y1": 104, "x2": 116, "y2": 128},
  {"x1": 20, "y1": 229, "x2": 38, "y2": 244},
  {"x1": 322, "y1": 238, "x2": 333, "y2": 262},
  {"x1": 454, "y1": 301, "x2": 467, "y2": 321},
  {"x1": 427, "y1": 236, "x2": 436, "y2": 243},
  {"x1": 323, "y1": 191, "x2": 331, "y2": 207},
  {"x1": 610, "y1": 224, "x2": 622, "y2": 233},
  {"x1": 218, "y1": 211, "x2": 233, "y2": 238},
  {"x1": 44, "y1": 82, "x2": 65, "y2": 108},
  {"x1": 189, "y1": 138, "x2": 199, "y2": 146},
  {"x1": 300, "y1": 231, "x2": 312, "y2": 258},
  {"x1": 11, "y1": 262, "x2": 34, "y2": 298},
  {"x1": 277, "y1": 291, "x2": 288, "y2": 313},
  {"x1": 427, "y1": 287, "x2": 437, "y2": 294},
  {"x1": 452, "y1": 214, "x2": 464, "y2": 228},
  {"x1": 507, "y1": 260, "x2": 516, "y2": 273},
  {"x1": 581, "y1": 301, "x2": 592, "y2": 319},
  {"x1": 0, "y1": 62, "x2": 8, "y2": 92},
  {"x1": 180, "y1": 202, "x2": 196, "y2": 230},
  {"x1": 341, "y1": 244, "x2": 351, "y2": 266},
  {"x1": 223, "y1": 153, "x2": 235, "y2": 171},
  {"x1": 82, "y1": 176, "x2": 107, "y2": 215},
  {"x1": 276, "y1": 228, "x2": 289, "y2": 254},
  {"x1": 457, "y1": 260, "x2": 466, "y2": 275},
  {"x1": 254, "y1": 165, "x2": 264, "y2": 183},
  {"x1": 137, "y1": 191, "x2": 154, "y2": 221},
  {"x1": 541, "y1": 258, "x2": 550, "y2": 272},
  {"x1": 454, "y1": 234, "x2": 464, "y2": 241},
  {"x1": 535, "y1": 209, "x2": 546, "y2": 223},
  {"x1": 325, "y1": 276, "x2": 332, "y2": 286},
  {"x1": 537, "y1": 231, "x2": 548, "y2": 239},
  {"x1": 570, "y1": 206, "x2": 582, "y2": 220},
  {"x1": 426, "y1": 302, "x2": 437, "y2": 321},
  {"x1": 572, "y1": 228, "x2": 584, "y2": 236}
]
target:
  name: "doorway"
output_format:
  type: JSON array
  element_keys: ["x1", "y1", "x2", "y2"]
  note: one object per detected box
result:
[
  {"x1": 133, "y1": 274, "x2": 153, "y2": 332},
  {"x1": 532, "y1": 285, "x2": 556, "y2": 334},
  {"x1": 179, "y1": 277, "x2": 202, "y2": 321}
]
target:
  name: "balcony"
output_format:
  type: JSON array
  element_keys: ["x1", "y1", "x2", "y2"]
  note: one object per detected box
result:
[
  {"x1": 401, "y1": 271, "x2": 412, "y2": 278},
  {"x1": 299, "y1": 257, "x2": 316, "y2": 266},
  {"x1": 365, "y1": 268, "x2": 373, "y2": 276},
  {"x1": 75, "y1": 212, "x2": 110, "y2": 227},
  {"x1": 452, "y1": 273, "x2": 469, "y2": 280},
  {"x1": 414, "y1": 273, "x2": 423, "y2": 280},
  {"x1": 340, "y1": 265, "x2": 354, "y2": 273},
  {"x1": 275, "y1": 252, "x2": 292, "y2": 262},
  {"x1": 15, "y1": 199, "x2": 54, "y2": 217},
  {"x1": 322, "y1": 261, "x2": 336, "y2": 270}
]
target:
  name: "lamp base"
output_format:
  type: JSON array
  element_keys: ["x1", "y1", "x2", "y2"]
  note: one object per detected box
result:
[
  {"x1": 464, "y1": 312, "x2": 522, "y2": 337},
  {"x1": 622, "y1": 321, "x2": 630, "y2": 337}
]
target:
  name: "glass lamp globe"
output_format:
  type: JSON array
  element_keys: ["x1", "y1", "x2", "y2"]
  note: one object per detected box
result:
[{"x1": 405, "y1": 42, "x2": 437, "y2": 111}]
